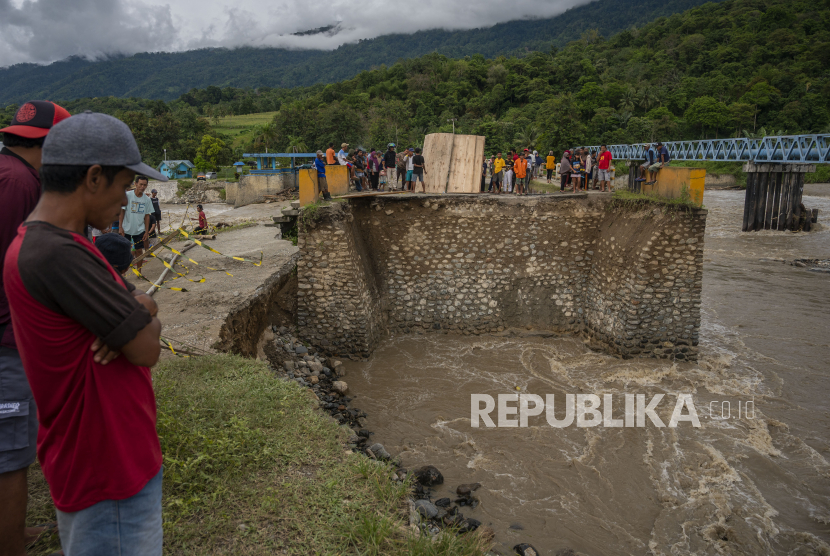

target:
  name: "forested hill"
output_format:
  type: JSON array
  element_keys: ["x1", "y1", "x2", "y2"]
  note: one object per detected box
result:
[
  {"x1": 0, "y1": 0, "x2": 719, "y2": 103},
  {"x1": 2, "y1": 0, "x2": 825, "y2": 171}
]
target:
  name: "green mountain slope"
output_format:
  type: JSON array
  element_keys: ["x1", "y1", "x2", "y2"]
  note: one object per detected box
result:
[{"x1": 0, "y1": 0, "x2": 720, "y2": 103}]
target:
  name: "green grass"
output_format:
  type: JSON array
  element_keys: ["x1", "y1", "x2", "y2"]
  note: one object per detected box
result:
[
  {"x1": 805, "y1": 165, "x2": 830, "y2": 184},
  {"x1": 611, "y1": 188, "x2": 701, "y2": 209},
  {"x1": 26, "y1": 354, "x2": 492, "y2": 555},
  {"x1": 214, "y1": 221, "x2": 257, "y2": 234},
  {"x1": 211, "y1": 112, "x2": 278, "y2": 149}
]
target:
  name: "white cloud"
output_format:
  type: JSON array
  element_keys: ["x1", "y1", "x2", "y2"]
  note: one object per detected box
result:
[{"x1": 0, "y1": 0, "x2": 589, "y2": 67}]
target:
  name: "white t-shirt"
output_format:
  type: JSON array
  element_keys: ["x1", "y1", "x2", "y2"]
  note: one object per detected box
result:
[
  {"x1": 586, "y1": 155, "x2": 593, "y2": 172},
  {"x1": 406, "y1": 155, "x2": 414, "y2": 171},
  {"x1": 337, "y1": 149, "x2": 348, "y2": 165},
  {"x1": 122, "y1": 190, "x2": 153, "y2": 235}
]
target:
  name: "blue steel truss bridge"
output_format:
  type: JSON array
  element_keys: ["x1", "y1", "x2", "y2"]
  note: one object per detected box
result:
[{"x1": 581, "y1": 134, "x2": 830, "y2": 164}]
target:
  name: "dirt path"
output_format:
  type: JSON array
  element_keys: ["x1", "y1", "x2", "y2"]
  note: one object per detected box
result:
[{"x1": 125, "y1": 200, "x2": 298, "y2": 358}]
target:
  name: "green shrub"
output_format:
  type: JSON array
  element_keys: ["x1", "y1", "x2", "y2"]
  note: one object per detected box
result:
[{"x1": 176, "y1": 180, "x2": 194, "y2": 197}]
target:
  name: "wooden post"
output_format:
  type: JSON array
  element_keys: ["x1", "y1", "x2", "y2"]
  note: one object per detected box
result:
[
  {"x1": 769, "y1": 171, "x2": 781, "y2": 230},
  {"x1": 765, "y1": 171, "x2": 779, "y2": 229},
  {"x1": 784, "y1": 172, "x2": 796, "y2": 230},
  {"x1": 754, "y1": 171, "x2": 769, "y2": 232},
  {"x1": 792, "y1": 173, "x2": 804, "y2": 231},
  {"x1": 777, "y1": 172, "x2": 789, "y2": 231},
  {"x1": 628, "y1": 163, "x2": 637, "y2": 192},
  {"x1": 745, "y1": 173, "x2": 758, "y2": 231},
  {"x1": 742, "y1": 172, "x2": 756, "y2": 232}
]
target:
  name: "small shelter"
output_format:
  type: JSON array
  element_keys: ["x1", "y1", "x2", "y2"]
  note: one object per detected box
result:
[
  {"x1": 158, "y1": 160, "x2": 194, "y2": 179},
  {"x1": 233, "y1": 161, "x2": 247, "y2": 174}
]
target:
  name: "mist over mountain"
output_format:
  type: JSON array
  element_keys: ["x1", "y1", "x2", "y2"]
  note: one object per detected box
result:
[{"x1": 0, "y1": 0, "x2": 720, "y2": 104}]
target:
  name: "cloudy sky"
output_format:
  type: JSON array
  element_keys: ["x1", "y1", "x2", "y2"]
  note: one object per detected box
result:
[{"x1": 0, "y1": 0, "x2": 588, "y2": 67}]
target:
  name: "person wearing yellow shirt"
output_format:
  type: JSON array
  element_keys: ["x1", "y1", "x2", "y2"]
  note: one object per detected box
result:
[
  {"x1": 546, "y1": 151, "x2": 556, "y2": 183},
  {"x1": 492, "y1": 153, "x2": 505, "y2": 195}
]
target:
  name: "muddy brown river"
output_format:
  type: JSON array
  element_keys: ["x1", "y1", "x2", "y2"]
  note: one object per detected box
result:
[{"x1": 342, "y1": 189, "x2": 830, "y2": 556}]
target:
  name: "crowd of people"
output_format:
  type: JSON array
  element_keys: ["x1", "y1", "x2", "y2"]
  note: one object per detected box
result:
[
  {"x1": 1, "y1": 101, "x2": 170, "y2": 556},
  {"x1": 313, "y1": 142, "x2": 427, "y2": 199},
  {"x1": 481, "y1": 145, "x2": 615, "y2": 194},
  {"x1": 309, "y1": 141, "x2": 624, "y2": 198}
]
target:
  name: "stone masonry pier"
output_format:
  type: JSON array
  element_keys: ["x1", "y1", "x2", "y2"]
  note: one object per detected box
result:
[{"x1": 296, "y1": 194, "x2": 706, "y2": 360}]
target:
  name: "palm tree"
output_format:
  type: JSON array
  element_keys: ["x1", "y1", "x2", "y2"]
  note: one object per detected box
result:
[
  {"x1": 253, "y1": 123, "x2": 278, "y2": 151},
  {"x1": 639, "y1": 88, "x2": 660, "y2": 111},
  {"x1": 516, "y1": 125, "x2": 540, "y2": 150},
  {"x1": 619, "y1": 88, "x2": 639, "y2": 112},
  {"x1": 743, "y1": 127, "x2": 787, "y2": 139},
  {"x1": 616, "y1": 110, "x2": 633, "y2": 127},
  {"x1": 285, "y1": 135, "x2": 308, "y2": 153}
]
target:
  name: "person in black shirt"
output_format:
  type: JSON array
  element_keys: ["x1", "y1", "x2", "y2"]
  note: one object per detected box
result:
[
  {"x1": 147, "y1": 214, "x2": 157, "y2": 247},
  {"x1": 149, "y1": 189, "x2": 162, "y2": 234},
  {"x1": 411, "y1": 148, "x2": 426, "y2": 193},
  {"x1": 382, "y1": 144, "x2": 397, "y2": 189}
]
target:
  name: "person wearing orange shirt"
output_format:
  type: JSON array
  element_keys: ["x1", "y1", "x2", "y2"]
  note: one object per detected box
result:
[
  {"x1": 325, "y1": 143, "x2": 336, "y2": 165},
  {"x1": 514, "y1": 151, "x2": 528, "y2": 195}
]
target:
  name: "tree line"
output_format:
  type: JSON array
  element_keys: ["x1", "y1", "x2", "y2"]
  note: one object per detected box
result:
[{"x1": 2, "y1": 0, "x2": 827, "y2": 167}]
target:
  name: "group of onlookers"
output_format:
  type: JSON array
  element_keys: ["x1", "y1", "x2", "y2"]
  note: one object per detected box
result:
[
  {"x1": 557, "y1": 145, "x2": 614, "y2": 193},
  {"x1": 314, "y1": 142, "x2": 426, "y2": 198},
  {"x1": 635, "y1": 142, "x2": 671, "y2": 185},
  {"x1": 481, "y1": 145, "x2": 615, "y2": 194},
  {"x1": 482, "y1": 148, "x2": 540, "y2": 194}
]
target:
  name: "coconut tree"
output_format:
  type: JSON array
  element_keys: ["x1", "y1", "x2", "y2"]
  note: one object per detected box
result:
[{"x1": 516, "y1": 125, "x2": 540, "y2": 150}]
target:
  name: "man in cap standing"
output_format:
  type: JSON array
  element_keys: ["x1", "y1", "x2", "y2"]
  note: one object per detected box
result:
[
  {"x1": 0, "y1": 100, "x2": 70, "y2": 556},
  {"x1": 315, "y1": 151, "x2": 332, "y2": 200},
  {"x1": 4, "y1": 112, "x2": 167, "y2": 555},
  {"x1": 337, "y1": 143, "x2": 349, "y2": 165}
]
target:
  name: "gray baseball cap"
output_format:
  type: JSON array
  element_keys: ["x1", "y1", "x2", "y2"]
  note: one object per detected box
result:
[{"x1": 42, "y1": 111, "x2": 168, "y2": 182}]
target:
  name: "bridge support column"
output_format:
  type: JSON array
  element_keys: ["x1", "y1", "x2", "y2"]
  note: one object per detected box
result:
[
  {"x1": 742, "y1": 163, "x2": 815, "y2": 232},
  {"x1": 627, "y1": 160, "x2": 641, "y2": 193}
]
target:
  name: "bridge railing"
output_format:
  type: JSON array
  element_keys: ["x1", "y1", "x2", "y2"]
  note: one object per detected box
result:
[{"x1": 581, "y1": 135, "x2": 830, "y2": 163}]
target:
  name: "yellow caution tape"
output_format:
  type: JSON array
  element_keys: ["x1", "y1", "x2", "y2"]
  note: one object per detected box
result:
[
  {"x1": 162, "y1": 245, "x2": 234, "y2": 277},
  {"x1": 149, "y1": 252, "x2": 206, "y2": 283},
  {"x1": 160, "y1": 337, "x2": 189, "y2": 357},
  {"x1": 129, "y1": 267, "x2": 189, "y2": 292},
  {"x1": 178, "y1": 228, "x2": 263, "y2": 266}
]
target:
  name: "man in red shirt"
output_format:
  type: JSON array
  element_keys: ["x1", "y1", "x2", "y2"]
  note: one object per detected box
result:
[
  {"x1": 4, "y1": 112, "x2": 167, "y2": 555},
  {"x1": 0, "y1": 100, "x2": 70, "y2": 556},
  {"x1": 597, "y1": 144, "x2": 613, "y2": 193}
]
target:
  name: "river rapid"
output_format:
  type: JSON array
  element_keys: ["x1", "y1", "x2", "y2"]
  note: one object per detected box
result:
[{"x1": 342, "y1": 188, "x2": 830, "y2": 556}]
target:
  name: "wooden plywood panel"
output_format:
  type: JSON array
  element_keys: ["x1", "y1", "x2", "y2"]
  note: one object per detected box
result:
[
  {"x1": 447, "y1": 135, "x2": 474, "y2": 193},
  {"x1": 472, "y1": 136, "x2": 485, "y2": 192},
  {"x1": 423, "y1": 133, "x2": 453, "y2": 193},
  {"x1": 424, "y1": 133, "x2": 486, "y2": 194}
]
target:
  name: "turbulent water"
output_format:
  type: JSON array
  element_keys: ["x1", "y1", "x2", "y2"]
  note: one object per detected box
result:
[{"x1": 342, "y1": 189, "x2": 830, "y2": 556}]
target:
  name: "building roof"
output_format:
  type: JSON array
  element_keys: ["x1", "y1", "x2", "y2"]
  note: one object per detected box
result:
[
  {"x1": 233, "y1": 161, "x2": 246, "y2": 166},
  {"x1": 157, "y1": 159, "x2": 195, "y2": 170}
]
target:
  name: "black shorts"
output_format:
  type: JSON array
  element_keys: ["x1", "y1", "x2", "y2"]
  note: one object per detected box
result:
[{"x1": 126, "y1": 233, "x2": 146, "y2": 250}]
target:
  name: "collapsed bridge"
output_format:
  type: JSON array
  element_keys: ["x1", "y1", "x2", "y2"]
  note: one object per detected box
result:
[{"x1": 295, "y1": 194, "x2": 706, "y2": 361}]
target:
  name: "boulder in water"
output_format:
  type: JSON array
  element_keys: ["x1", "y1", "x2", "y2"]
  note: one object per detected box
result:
[
  {"x1": 514, "y1": 544, "x2": 539, "y2": 556},
  {"x1": 414, "y1": 499, "x2": 439, "y2": 519},
  {"x1": 413, "y1": 465, "x2": 444, "y2": 486}
]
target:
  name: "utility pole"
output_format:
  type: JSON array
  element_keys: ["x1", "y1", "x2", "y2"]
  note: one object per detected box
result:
[
  {"x1": 163, "y1": 148, "x2": 166, "y2": 163},
  {"x1": 447, "y1": 118, "x2": 458, "y2": 134}
]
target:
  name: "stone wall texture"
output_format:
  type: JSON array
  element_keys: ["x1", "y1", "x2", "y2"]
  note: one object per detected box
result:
[{"x1": 297, "y1": 195, "x2": 706, "y2": 361}]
